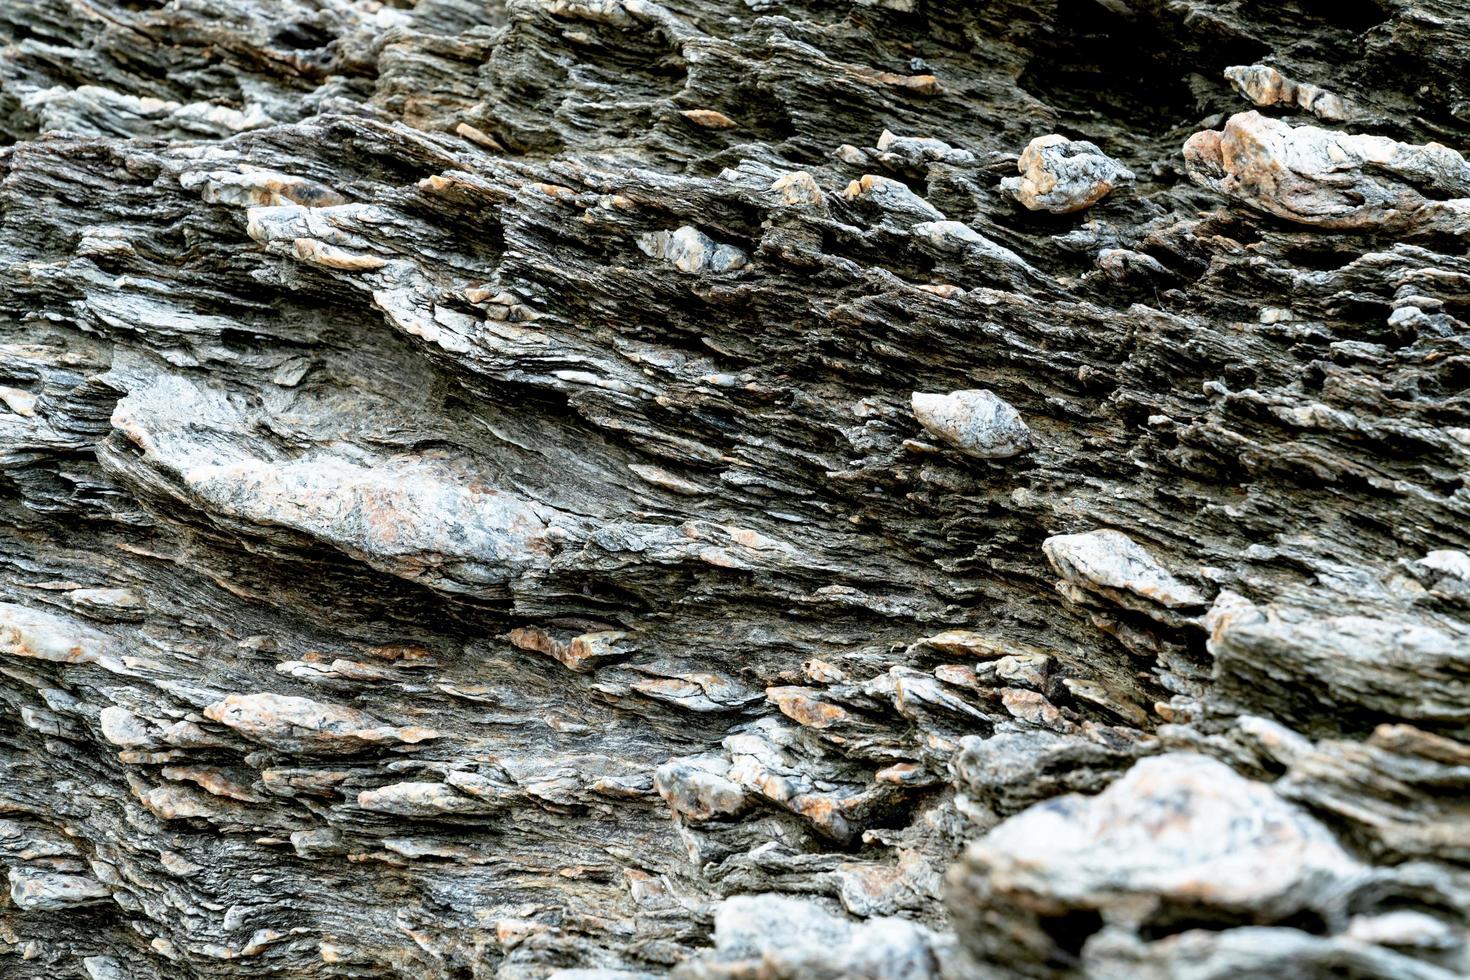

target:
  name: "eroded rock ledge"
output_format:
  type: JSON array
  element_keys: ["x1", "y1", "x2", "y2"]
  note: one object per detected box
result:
[{"x1": 0, "y1": 1, "x2": 1467, "y2": 978}]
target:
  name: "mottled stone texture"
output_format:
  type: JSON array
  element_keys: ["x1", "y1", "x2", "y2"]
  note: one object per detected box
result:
[{"x1": 0, "y1": 0, "x2": 1468, "y2": 978}]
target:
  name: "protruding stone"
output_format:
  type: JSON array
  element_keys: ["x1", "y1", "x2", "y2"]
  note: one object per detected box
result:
[
  {"x1": 1207, "y1": 597, "x2": 1470, "y2": 735},
  {"x1": 1224, "y1": 65, "x2": 1349, "y2": 122},
  {"x1": 0, "y1": 386, "x2": 37, "y2": 417},
  {"x1": 1002, "y1": 135, "x2": 1133, "y2": 213},
  {"x1": 911, "y1": 389, "x2": 1031, "y2": 458},
  {"x1": 0, "y1": 602, "x2": 125, "y2": 671},
  {"x1": 202, "y1": 693, "x2": 438, "y2": 755},
  {"x1": 292, "y1": 238, "x2": 387, "y2": 271},
  {"x1": 679, "y1": 109, "x2": 736, "y2": 129},
  {"x1": 949, "y1": 754, "x2": 1363, "y2": 972},
  {"x1": 767, "y1": 686, "x2": 849, "y2": 729},
  {"x1": 9, "y1": 867, "x2": 111, "y2": 910},
  {"x1": 874, "y1": 129, "x2": 976, "y2": 168},
  {"x1": 770, "y1": 170, "x2": 825, "y2": 206},
  {"x1": 654, "y1": 755, "x2": 747, "y2": 821},
  {"x1": 1043, "y1": 529, "x2": 1205, "y2": 608},
  {"x1": 911, "y1": 220, "x2": 1032, "y2": 268},
  {"x1": 637, "y1": 226, "x2": 747, "y2": 274},
  {"x1": 682, "y1": 893, "x2": 942, "y2": 979},
  {"x1": 180, "y1": 167, "x2": 346, "y2": 208},
  {"x1": 1184, "y1": 111, "x2": 1470, "y2": 230},
  {"x1": 98, "y1": 706, "x2": 160, "y2": 749},
  {"x1": 841, "y1": 174, "x2": 944, "y2": 221},
  {"x1": 357, "y1": 782, "x2": 494, "y2": 817},
  {"x1": 954, "y1": 728, "x2": 1148, "y2": 816}
]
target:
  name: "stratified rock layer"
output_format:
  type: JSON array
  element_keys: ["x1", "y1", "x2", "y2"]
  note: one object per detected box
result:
[{"x1": 0, "y1": 1, "x2": 1467, "y2": 978}]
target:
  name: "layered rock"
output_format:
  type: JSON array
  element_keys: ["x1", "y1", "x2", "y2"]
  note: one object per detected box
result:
[{"x1": 0, "y1": 0, "x2": 1467, "y2": 978}]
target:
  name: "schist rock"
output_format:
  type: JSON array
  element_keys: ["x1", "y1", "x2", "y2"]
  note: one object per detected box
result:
[{"x1": 0, "y1": 0, "x2": 1467, "y2": 978}]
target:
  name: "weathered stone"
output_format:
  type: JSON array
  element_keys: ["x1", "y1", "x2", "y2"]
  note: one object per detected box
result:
[
  {"x1": 911, "y1": 389, "x2": 1032, "y2": 459},
  {"x1": 1207, "y1": 597, "x2": 1470, "y2": 736},
  {"x1": 8, "y1": 868, "x2": 112, "y2": 911},
  {"x1": 1185, "y1": 111, "x2": 1470, "y2": 230},
  {"x1": 949, "y1": 754, "x2": 1364, "y2": 973},
  {"x1": 636, "y1": 226, "x2": 748, "y2": 274},
  {"x1": 1043, "y1": 530, "x2": 1206, "y2": 610},
  {"x1": 202, "y1": 693, "x2": 438, "y2": 755},
  {"x1": 1002, "y1": 135, "x2": 1134, "y2": 213},
  {"x1": 1224, "y1": 65, "x2": 1351, "y2": 122},
  {"x1": 677, "y1": 893, "x2": 943, "y2": 979}
]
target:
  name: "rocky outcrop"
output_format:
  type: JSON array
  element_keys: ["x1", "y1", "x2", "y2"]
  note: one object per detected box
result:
[{"x1": 0, "y1": 0, "x2": 1467, "y2": 978}]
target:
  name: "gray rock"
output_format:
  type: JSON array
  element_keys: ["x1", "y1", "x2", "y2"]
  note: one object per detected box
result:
[
  {"x1": 949, "y1": 754, "x2": 1364, "y2": 973},
  {"x1": 677, "y1": 893, "x2": 942, "y2": 979},
  {"x1": 1002, "y1": 135, "x2": 1135, "y2": 213},
  {"x1": 911, "y1": 389, "x2": 1032, "y2": 458},
  {"x1": 1043, "y1": 529, "x2": 1206, "y2": 610}
]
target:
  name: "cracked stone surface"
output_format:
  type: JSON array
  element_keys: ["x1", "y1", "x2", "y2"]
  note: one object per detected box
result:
[{"x1": 0, "y1": 0, "x2": 1468, "y2": 977}]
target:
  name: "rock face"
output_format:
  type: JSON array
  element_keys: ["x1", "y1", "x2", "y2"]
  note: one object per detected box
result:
[{"x1": 0, "y1": 1, "x2": 1467, "y2": 978}]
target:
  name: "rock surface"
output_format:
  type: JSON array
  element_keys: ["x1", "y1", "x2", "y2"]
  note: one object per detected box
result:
[{"x1": 0, "y1": 0, "x2": 1467, "y2": 978}]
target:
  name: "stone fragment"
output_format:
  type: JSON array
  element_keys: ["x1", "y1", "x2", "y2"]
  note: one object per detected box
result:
[
  {"x1": 1224, "y1": 65, "x2": 1349, "y2": 122},
  {"x1": 83, "y1": 956, "x2": 127, "y2": 980},
  {"x1": 98, "y1": 706, "x2": 160, "y2": 749},
  {"x1": 1043, "y1": 529, "x2": 1206, "y2": 608},
  {"x1": 637, "y1": 226, "x2": 747, "y2": 274},
  {"x1": 24, "y1": 85, "x2": 274, "y2": 138},
  {"x1": 0, "y1": 386, "x2": 38, "y2": 416},
  {"x1": 111, "y1": 376, "x2": 564, "y2": 593},
  {"x1": 766, "y1": 686, "x2": 849, "y2": 729},
  {"x1": 1419, "y1": 550, "x2": 1470, "y2": 581},
  {"x1": 180, "y1": 166, "x2": 346, "y2": 208},
  {"x1": 1277, "y1": 724, "x2": 1470, "y2": 861},
  {"x1": 509, "y1": 627, "x2": 633, "y2": 672},
  {"x1": 67, "y1": 587, "x2": 144, "y2": 618},
  {"x1": 1184, "y1": 111, "x2": 1470, "y2": 230},
  {"x1": 161, "y1": 765, "x2": 265, "y2": 803},
  {"x1": 202, "y1": 693, "x2": 438, "y2": 755},
  {"x1": 954, "y1": 728, "x2": 1148, "y2": 816},
  {"x1": 8, "y1": 867, "x2": 111, "y2": 910},
  {"x1": 679, "y1": 109, "x2": 736, "y2": 129},
  {"x1": 0, "y1": 602, "x2": 127, "y2": 671},
  {"x1": 770, "y1": 170, "x2": 825, "y2": 206},
  {"x1": 630, "y1": 671, "x2": 760, "y2": 712},
  {"x1": 841, "y1": 174, "x2": 945, "y2": 221},
  {"x1": 874, "y1": 129, "x2": 976, "y2": 168},
  {"x1": 654, "y1": 755, "x2": 747, "y2": 821},
  {"x1": 999, "y1": 689, "x2": 1068, "y2": 731},
  {"x1": 973, "y1": 653, "x2": 1052, "y2": 690},
  {"x1": 1062, "y1": 678, "x2": 1149, "y2": 727},
  {"x1": 1002, "y1": 135, "x2": 1133, "y2": 213},
  {"x1": 949, "y1": 754, "x2": 1363, "y2": 972},
  {"x1": 292, "y1": 238, "x2": 387, "y2": 271},
  {"x1": 1345, "y1": 910, "x2": 1463, "y2": 952},
  {"x1": 357, "y1": 782, "x2": 495, "y2": 817},
  {"x1": 911, "y1": 220, "x2": 1031, "y2": 268},
  {"x1": 678, "y1": 893, "x2": 941, "y2": 979},
  {"x1": 1207, "y1": 597, "x2": 1470, "y2": 734},
  {"x1": 1082, "y1": 925, "x2": 1464, "y2": 980},
  {"x1": 911, "y1": 389, "x2": 1031, "y2": 458}
]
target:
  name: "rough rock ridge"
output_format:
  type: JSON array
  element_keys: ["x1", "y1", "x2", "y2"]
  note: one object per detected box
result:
[{"x1": 0, "y1": 0, "x2": 1468, "y2": 978}]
